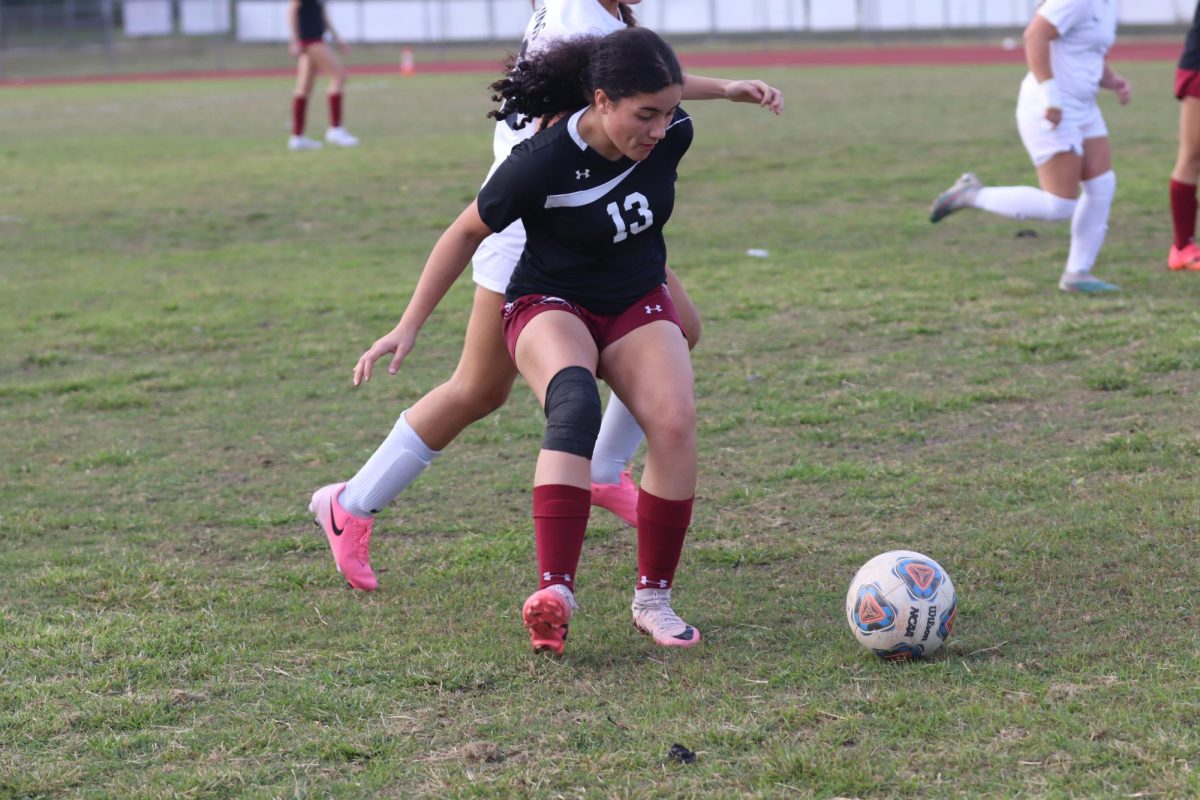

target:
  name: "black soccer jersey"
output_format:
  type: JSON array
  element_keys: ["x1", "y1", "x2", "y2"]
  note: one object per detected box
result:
[
  {"x1": 297, "y1": 0, "x2": 325, "y2": 41},
  {"x1": 1181, "y1": 2, "x2": 1200, "y2": 70},
  {"x1": 478, "y1": 106, "x2": 693, "y2": 316}
]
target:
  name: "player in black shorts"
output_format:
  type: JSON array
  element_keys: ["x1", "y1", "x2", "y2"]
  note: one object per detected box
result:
[
  {"x1": 353, "y1": 27, "x2": 702, "y2": 655},
  {"x1": 288, "y1": 0, "x2": 358, "y2": 151},
  {"x1": 1169, "y1": 3, "x2": 1200, "y2": 270}
]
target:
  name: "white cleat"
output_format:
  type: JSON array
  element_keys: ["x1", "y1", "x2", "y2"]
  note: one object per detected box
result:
[
  {"x1": 288, "y1": 135, "x2": 323, "y2": 151},
  {"x1": 325, "y1": 127, "x2": 360, "y2": 147},
  {"x1": 632, "y1": 587, "x2": 701, "y2": 648},
  {"x1": 930, "y1": 172, "x2": 983, "y2": 223}
]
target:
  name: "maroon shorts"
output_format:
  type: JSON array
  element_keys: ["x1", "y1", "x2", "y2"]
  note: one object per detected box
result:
[
  {"x1": 1176, "y1": 68, "x2": 1200, "y2": 100},
  {"x1": 300, "y1": 37, "x2": 324, "y2": 51},
  {"x1": 501, "y1": 284, "x2": 683, "y2": 362}
]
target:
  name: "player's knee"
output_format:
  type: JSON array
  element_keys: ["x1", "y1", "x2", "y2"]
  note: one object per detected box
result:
[
  {"x1": 1046, "y1": 195, "x2": 1078, "y2": 221},
  {"x1": 542, "y1": 366, "x2": 601, "y2": 458},
  {"x1": 471, "y1": 383, "x2": 511, "y2": 419},
  {"x1": 642, "y1": 396, "x2": 696, "y2": 448},
  {"x1": 444, "y1": 375, "x2": 511, "y2": 423},
  {"x1": 1084, "y1": 170, "x2": 1116, "y2": 199}
]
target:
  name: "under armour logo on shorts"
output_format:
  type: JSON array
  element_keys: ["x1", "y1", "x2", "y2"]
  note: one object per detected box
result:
[{"x1": 644, "y1": 304, "x2": 663, "y2": 314}]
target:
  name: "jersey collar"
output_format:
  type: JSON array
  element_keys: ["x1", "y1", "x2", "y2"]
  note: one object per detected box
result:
[{"x1": 566, "y1": 107, "x2": 590, "y2": 151}]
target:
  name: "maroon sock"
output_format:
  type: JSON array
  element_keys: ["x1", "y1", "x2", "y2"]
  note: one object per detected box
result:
[
  {"x1": 329, "y1": 93, "x2": 343, "y2": 129},
  {"x1": 292, "y1": 96, "x2": 307, "y2": 137},
  {"x1": 533, "y1": 484, "x2": 590, "y2": 591},
  {"x1": 635, "y1": 489, "x2": 694, "y2": 591},
  {"x1": 1170, "y1": 179, "x2": 1198, "y2": 249}
]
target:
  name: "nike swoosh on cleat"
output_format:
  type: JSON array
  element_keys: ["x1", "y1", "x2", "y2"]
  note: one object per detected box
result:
[
  {"x1": 329, "y1": 500, "x2": 344, "y2": 536},
  {"x1": 674, "y1": 627, "x2": 695, "y2": 641}
]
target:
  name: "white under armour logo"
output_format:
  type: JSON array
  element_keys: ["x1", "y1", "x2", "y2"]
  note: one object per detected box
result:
[
  {"x1": 640, "y1": 576, "x2": 668, "y2": 588},
  {"x1": 543, "y1": 571, "x2": 572, "y2": 583},
  {"x1": 575, "y1": 169, "x2": 590, "y2": 180},
  {"x1": 644, "y1": 304, "x2": 663, "y2": 314}
]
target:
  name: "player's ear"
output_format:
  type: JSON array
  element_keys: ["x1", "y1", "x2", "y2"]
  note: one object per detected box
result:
[{"x1": 594, "y1": 88, "x2": 613, "y2": 113}]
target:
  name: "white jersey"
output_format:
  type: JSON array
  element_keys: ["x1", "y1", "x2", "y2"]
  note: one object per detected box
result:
[
  {"x1": 1033, "y1": 0, "x2": 1117, "y2": 106},
  {"x1": 523, "y1": 0, "x2": 630, "y2": 59},
  {"x1": 493, "y1": 1, "x2": 631, "y2": 158}
]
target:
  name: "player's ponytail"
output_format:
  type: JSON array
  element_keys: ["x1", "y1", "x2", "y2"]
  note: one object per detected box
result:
[
  {"x1": 488, "y1": 27, "x2": 682, "y2": 130},
  {"x1": 618, "y1": 3, "x2": 637, "y2": 27}
]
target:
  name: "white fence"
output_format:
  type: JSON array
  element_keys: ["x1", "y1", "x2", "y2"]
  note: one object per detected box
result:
[{"x1": 115, "y1": 0, "x2": 1196, "y2": 41}]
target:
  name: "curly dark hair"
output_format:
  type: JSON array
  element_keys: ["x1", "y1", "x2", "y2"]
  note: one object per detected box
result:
[{"x1": 488, "y1": 27, "x2": 682, "y2": 131}]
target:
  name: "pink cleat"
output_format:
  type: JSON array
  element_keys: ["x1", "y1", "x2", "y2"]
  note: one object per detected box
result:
[
  {"x1": 1168, "y1": 242, "x2": 1200, "y2": 271},
  {"x1": 309, "y1": 483, "x2": 377, "y2": 591},
  {"x1": 590, "y1": 469, "x2": 638, "y2": 527},
  {"x1": 522, "y1": 584, "x2": 576, "y2": 655}
]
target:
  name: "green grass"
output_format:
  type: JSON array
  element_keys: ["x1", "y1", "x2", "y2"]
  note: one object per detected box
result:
[{"x1": 3, "y1": 59, "x2": 1200, "y2": 798}]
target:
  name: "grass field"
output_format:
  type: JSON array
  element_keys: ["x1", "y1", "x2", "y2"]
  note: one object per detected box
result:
[{"x1": 3, "y1": 57, "x2": 1200, "y2": 798}]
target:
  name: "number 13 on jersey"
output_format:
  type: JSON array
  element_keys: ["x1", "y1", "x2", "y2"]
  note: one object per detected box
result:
[{"x1": 606, "y1": 192, "x2": 653, "y2": 243}]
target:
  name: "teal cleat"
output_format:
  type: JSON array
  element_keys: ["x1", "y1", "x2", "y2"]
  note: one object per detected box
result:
[{"x1": 1058, "y1": 273, "x2": 1121, "y2": 294}]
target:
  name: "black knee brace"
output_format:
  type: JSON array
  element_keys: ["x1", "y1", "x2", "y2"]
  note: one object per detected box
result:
[{"x1": 542, "y1": 366, "x2": 601, "y2": 459}]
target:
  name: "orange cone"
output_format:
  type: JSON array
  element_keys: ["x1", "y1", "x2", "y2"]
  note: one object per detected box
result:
[{"x1": 401, "y1": 47, "x2": 415, "y2": 76}]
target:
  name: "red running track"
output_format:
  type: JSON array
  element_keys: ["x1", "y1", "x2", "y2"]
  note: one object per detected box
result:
[{"x1": 0, "y1": 40, "x2": 1181, "y2": 89}]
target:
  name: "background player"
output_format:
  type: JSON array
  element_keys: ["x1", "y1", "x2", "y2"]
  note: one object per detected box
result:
[
  {"x1": 288, "y1": 0, "x2": 359, "y2": 151},
  {"x1": 928, "y1": 0, "x2": 1129, "y2": 294},
  {"x1": 309, "y1": 0, "x2": 783, "y2": 592},
  {"x1": 1169, "y1": 3, "x2": 1200, "y2": 271}
]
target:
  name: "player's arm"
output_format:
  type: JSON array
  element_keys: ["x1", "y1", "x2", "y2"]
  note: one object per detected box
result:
[
  {"x1": 1100, "y1": 61, "x2": 1132, "y2": 105},
  {"x1": 288, "y1": 0, "x2": 301, "y2": 57},
  {"x1": 681, "y1": 73, "x2": 783, "y2": 114},
  {"x1": 353, "y1": 202, "x2": 493, "y2": 385},
  {"x1": 1024, "y1": 13, "x2": 1062, "y2": 126}
]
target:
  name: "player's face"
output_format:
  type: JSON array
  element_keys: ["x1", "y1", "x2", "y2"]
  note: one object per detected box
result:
[{"x1": 600, "y1": 85, "x2": 684, "y2": 161}]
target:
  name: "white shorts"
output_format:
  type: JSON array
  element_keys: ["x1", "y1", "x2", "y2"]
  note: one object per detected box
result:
[
  {"x1": 1015, "y1": 77, "x2": 1108, "y2": 166},
  {"x1": 471, "y1": 120, "x2": 536, "y2": 294},
  {"x1": 471, "y1": 219, "x2": 525, "y2": 294}
]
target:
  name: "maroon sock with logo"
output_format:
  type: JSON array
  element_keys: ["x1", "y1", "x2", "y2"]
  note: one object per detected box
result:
[
  {"x1": 329, "y1": 92, "x2": 343, "y2": 129},
  {"x1": 533, "y1": 484, "x2": 590, "y2": 592},
  {"x1": 1170, "y1": 179, "x2": 1197, "y2": 249},
  {"x1": 292, "y1": 96, "x2": 307, "y2": 137},
  {"x1": 635, "y1": 489, "x2": 694, "y2": 591}
]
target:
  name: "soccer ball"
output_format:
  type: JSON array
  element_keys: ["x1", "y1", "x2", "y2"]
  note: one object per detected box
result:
[{"x1": 845, "y1": 550, "x2": 956, "y2": 661}]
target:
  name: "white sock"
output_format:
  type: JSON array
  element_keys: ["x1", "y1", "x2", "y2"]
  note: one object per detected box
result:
[
  {"x1": 340, "y1": 410, "x2": 440, "y2": 517},
  {"x1": 590, "y1": 391, "x2": 644, "y2": 485},
  {"x1": 974, "y1": 186, "x2": 1077, "y2": 221},
  {"x1": 1064, "y1": 171, "x2": 1116, "y2": 275}
]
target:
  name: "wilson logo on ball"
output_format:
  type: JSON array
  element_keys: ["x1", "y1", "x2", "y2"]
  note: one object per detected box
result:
[
  {"x1": 894, "y1": 557, "x2": 942, "y2": 601},
  {"x1": 852, "y1": 584, "x2": 897, "y2": 633}
]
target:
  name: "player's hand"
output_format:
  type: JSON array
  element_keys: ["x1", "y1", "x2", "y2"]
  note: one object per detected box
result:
[
  {"x1": 353, "y1": 326, "x2": 417, "y2": 386},
  {"x1": 289, "y1": 40, "x2": 302, "y2": 58},
  {"x1": 1110, "y1": 75, "x2": 1132, "y2": 105},
  {"x1": 723, "y1": 80, "x2": 784, "y2": 114},
  {"x1": 1044, "y1": 107, "x2": 1062, "y2": 128}
]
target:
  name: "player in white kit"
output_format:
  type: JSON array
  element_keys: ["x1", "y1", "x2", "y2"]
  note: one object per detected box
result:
[
  {"x1": 308, "y1": 0, "x2": 784, "y2": 592},
  {"x1": 929, "y1": 0, "x2": 1129, "y2": 294}
]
